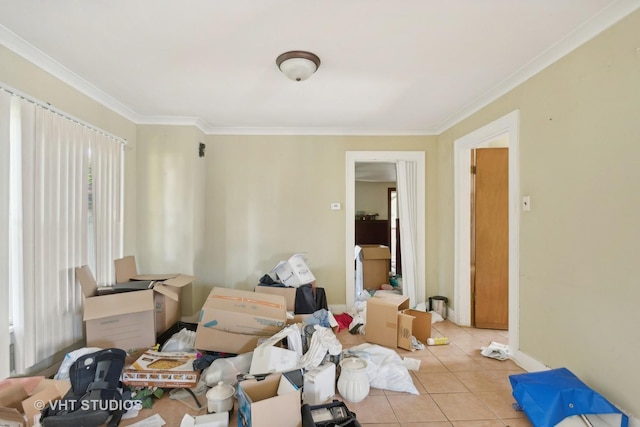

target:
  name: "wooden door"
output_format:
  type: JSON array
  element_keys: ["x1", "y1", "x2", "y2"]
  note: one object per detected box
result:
[{"x1": 471, "y1": 148, "x2": 508, "y2": 329}]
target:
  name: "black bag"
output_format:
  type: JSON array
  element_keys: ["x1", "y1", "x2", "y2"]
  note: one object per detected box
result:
[
  {"x1": 294, "y1": 284, "x2": 317, "y2": 314},
  {"x1": 40, "y1": 348, "x2": 128, "y2": 427},
  {"x1": 301, "y1": 399, "x2": 361, "y2": 427}
]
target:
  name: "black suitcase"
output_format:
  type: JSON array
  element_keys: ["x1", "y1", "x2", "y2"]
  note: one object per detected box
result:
[{"x1": 301, "y1": 399, "x2": 361, "y2": 427}]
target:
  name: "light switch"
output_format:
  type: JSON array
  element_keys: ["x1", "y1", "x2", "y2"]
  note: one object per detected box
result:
[{"x1": 522, "y1": 196, "x2": 531, "y2": 212}]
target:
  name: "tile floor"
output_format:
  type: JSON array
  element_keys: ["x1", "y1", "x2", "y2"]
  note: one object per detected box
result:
[{"x1": 333, "y1": 320, "x2": 532, "y2": 427}]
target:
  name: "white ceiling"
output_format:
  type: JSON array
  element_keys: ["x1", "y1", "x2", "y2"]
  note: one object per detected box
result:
[{"x1": 0, "y1": 0, "x2": 637, "y2": 135}]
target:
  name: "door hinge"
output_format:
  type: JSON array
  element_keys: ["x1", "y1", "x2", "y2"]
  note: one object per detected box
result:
[{"x1": 470, "y1": 165, "x2": 476, "y2": 174}]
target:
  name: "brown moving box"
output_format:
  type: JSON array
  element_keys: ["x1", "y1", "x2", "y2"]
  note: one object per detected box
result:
[
  {"x1": 365, "y1": 292, "x2": 432, "y2": 350},
  {"x1": 194, "y1": 287, "x2": 287, "y2": 354},
  {"x1": 0, "y1": 377, "x2": 71, "y2": 427},
  {"x1": 114, "y1": 256, "x2": 196, "y2": 335},
  {"x1": 237, "y1": 372, "x2": 301, "y2": 427},
  {"x1": 76, "y1": 265, "x2": 156, "y2": 350},
  {"x1": 357, "y1": 245, "x2": 391, "y2": 290},
  {"x1": 254, "y1": 285, "x2": 296, "y2": 311}
]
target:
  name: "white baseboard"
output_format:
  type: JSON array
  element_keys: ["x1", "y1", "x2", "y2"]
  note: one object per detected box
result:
[{"x1": 510, "y1": 349, "x2": 548, "y2": 373}]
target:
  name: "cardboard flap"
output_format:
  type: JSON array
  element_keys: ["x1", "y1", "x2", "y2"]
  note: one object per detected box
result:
[
  {"x1": 133, "y1": 274, "x2": 179, "y2": 281},
  {"x1": 22, "y1": 380, "x2": 70, "y2": 426},
  {"x1": 0, "y1": 406, "x2": 24, "y2": 426},
  {"x1": 75, "y1": 265, "x2": 98, "y2": 297},
  {"x1": 159, "y1": 274, "x2": 196, "y2": 288},
  {"x1": 0, "y1": 377, "x2": 45, "y2": 395},
  {"x1": 83, "y1": 289, "x2": 154, "y2": 320},
  {"x1": 358, "y1": 245, "x2": 391, "y2": 260},
  {"x1": 0, "y1": 384, "x2": 29, "y2": 409},
  {"x1": 153, "y1": 283, "x2": 180, "y2": 301},
  {"x1": 397, "y1": 311, "x2": 415, "y2": 351},
  {"x1": 401, "y1": 309, "x2": 432, "y2": 343},
  {"x1": 114, "y1": 256, "x2": 138, "y2": 283}
]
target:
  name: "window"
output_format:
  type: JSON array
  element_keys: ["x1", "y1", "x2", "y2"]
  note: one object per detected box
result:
[{"x1": 1, "y1": 86, "x2": 123, "y2": 377}]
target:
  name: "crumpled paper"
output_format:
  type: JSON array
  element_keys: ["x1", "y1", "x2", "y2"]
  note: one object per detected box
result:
[{"x1": 480, "y1": 341, "x2": 511, "y2": 360}]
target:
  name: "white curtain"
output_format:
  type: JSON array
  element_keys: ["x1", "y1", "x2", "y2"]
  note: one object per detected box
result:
[
  {"x1": 0, "y1": 91, "x2": 11, "y2": 378},
  {"x1": 3, "y1": 87, "x2": 123, "y2": 374},
  {"x1": 90, "y1": 132, "x2": 122, "y2": 285},
  {"x1": 396, "y1": 160, "x2": 419, "y2": 307}
]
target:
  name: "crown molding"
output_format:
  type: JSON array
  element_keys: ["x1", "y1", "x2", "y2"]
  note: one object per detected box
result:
[
  {"x1": 3, "y1": 0, "x2": 638, "y2": 136},
  {"x1": 0, "y1": 25, "x2": 143, "y2": 124}
]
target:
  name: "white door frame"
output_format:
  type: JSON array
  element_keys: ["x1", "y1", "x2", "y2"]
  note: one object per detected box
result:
[
  {"x1": 345, "y1": 151, "x2": 425, "y2": 310},
  {"x1": 454, "y1": 110, "x2": 520, "y2": 350}
]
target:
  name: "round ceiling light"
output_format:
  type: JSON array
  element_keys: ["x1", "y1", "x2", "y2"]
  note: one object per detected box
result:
[{"x1": 276, "y1": 51, "x2": 321, "y2": 82}]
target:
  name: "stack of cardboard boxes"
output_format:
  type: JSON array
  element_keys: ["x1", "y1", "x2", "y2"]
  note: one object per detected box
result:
[
  {"x1": 5, "y1": 252, "x2": 439, "y2": 427},
  {"x1": 76, "y1": 256, "x2": 196, "y2": 350}
]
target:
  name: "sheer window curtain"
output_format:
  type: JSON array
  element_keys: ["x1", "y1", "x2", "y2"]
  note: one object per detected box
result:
[
  {"x1": 396, "y1": 160, "x2": 422, "y2": 307},
  {"x1": 2, "y1": 87, "x2": 123, "y2": 375}
]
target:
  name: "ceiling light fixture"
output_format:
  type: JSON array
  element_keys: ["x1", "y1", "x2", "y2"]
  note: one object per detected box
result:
[{"x1": 276, "y1": 51, "x2": 321, "y2": 82}]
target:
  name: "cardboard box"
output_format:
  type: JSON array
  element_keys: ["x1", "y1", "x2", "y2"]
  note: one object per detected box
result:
[
  {"x1": 272, "y1": 254, "x2": 315, "y2": 287},
  {"x1": 254, "y1": 285, "x2": 296, "y2": 312},
  {"x1": 123, "y1": 350, "x2": 200, "y2": 388},
  {"x1": 365, "y1": 293, "x2": 432, "y2": 350},
  {"x1": 400, "y1": 309, "x2": 432, "y2": 346},
  {"x1": 115, "y1": 256, "x2": 197, "y2": 335},
  {"x1": 355, "y1": 245, "x2": 391, "y2": 290},
  {"x1": 194, "y1": 287, "x2": 287, "y2": 354},
  {"x1": 237, "y1": 373, "x2": 301, "y2": 427},
  {"x1": 76, "y1": 265, "x2": 156, "y2": 350},
  {"x1": 0, "y1": 377, "x2": 71, "y2": 427}
]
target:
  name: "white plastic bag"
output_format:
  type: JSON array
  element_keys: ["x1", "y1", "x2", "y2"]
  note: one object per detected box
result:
[
  {"x1": 344, "y1": 343, "x2": 419, "y2": 395},
  {"x1": 54, "y1": 347, "x2": 102, "y2": 380},
  {"x1": 203, "y1": 352, "x2": 253, "y2": 386},
  {"x1": 298, "y1": 326, "x2": 342, "y2": 370},
  {"x1": 161, "y1": 327, "x2": 196, "y2": 352},
  {"x1": 480, "y1": 341, "x2": 511, "y2": 360}
]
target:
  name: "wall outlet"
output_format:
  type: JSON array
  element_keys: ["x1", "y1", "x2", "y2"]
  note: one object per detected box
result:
[{"x1": 330, "y1": 203, "x2": 341, "y2": 210}]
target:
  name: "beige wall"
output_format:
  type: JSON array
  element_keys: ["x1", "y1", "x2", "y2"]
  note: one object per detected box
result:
[
  {"x1": 355, "y1": 181, "x2": 395, "y2": 220},
  {"x1": 437, "y1": 9, "x2": 640, "y2": 416},
  {"x1": 200, "y1": 135, "x2": 438, "y2": 310},
  {"x1": 135, "y1": 125, "x2": 206, "y2": 314}
]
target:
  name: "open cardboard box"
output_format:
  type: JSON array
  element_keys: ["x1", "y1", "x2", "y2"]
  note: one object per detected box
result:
[
  {"x1": 272, "y1": 253, "x2": 315, "y2": 287},
  {"x1": 355, "y1": 245, "x2": 391, "y2": 291},
  {"x1": 114, "y1": 256, "x2": 197, "y2": 335},
  {"x1": 365, "y1": 292, "x2": 432, "y2": 350},
  {"x1": 237, "y1": 372, "x2": 301, "y2": 427},
  {"x1": 194, "y1": 287, "x2": 287, "y2": 354},
  {"x1": 76, "y1": 265, "x2": 156, "y2": 350},
  {"x1": 0, "y1": 377, "x2": 71, "y2": 427}
]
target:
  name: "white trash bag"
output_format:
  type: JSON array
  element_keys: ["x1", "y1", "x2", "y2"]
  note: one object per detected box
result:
[
  {"x1": 480, "y1": 341, "x2": 511, "y2": 361},
  {"x1": 344, "y1": 343, "x2": 419, "y2": 395}
]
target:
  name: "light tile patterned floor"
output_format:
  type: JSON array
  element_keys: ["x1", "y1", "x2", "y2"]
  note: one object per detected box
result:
[{"x1": 334, "y1": 320, "x2": 532, "y2": 427}]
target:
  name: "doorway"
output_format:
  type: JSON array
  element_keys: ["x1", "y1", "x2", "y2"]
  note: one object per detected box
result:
[
  {"x1": 454, "y1": 110, "x2": 520, "y2": 349},
  {"x1": 346, "y1": 151, "x2": 425, "y2": 310}
]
